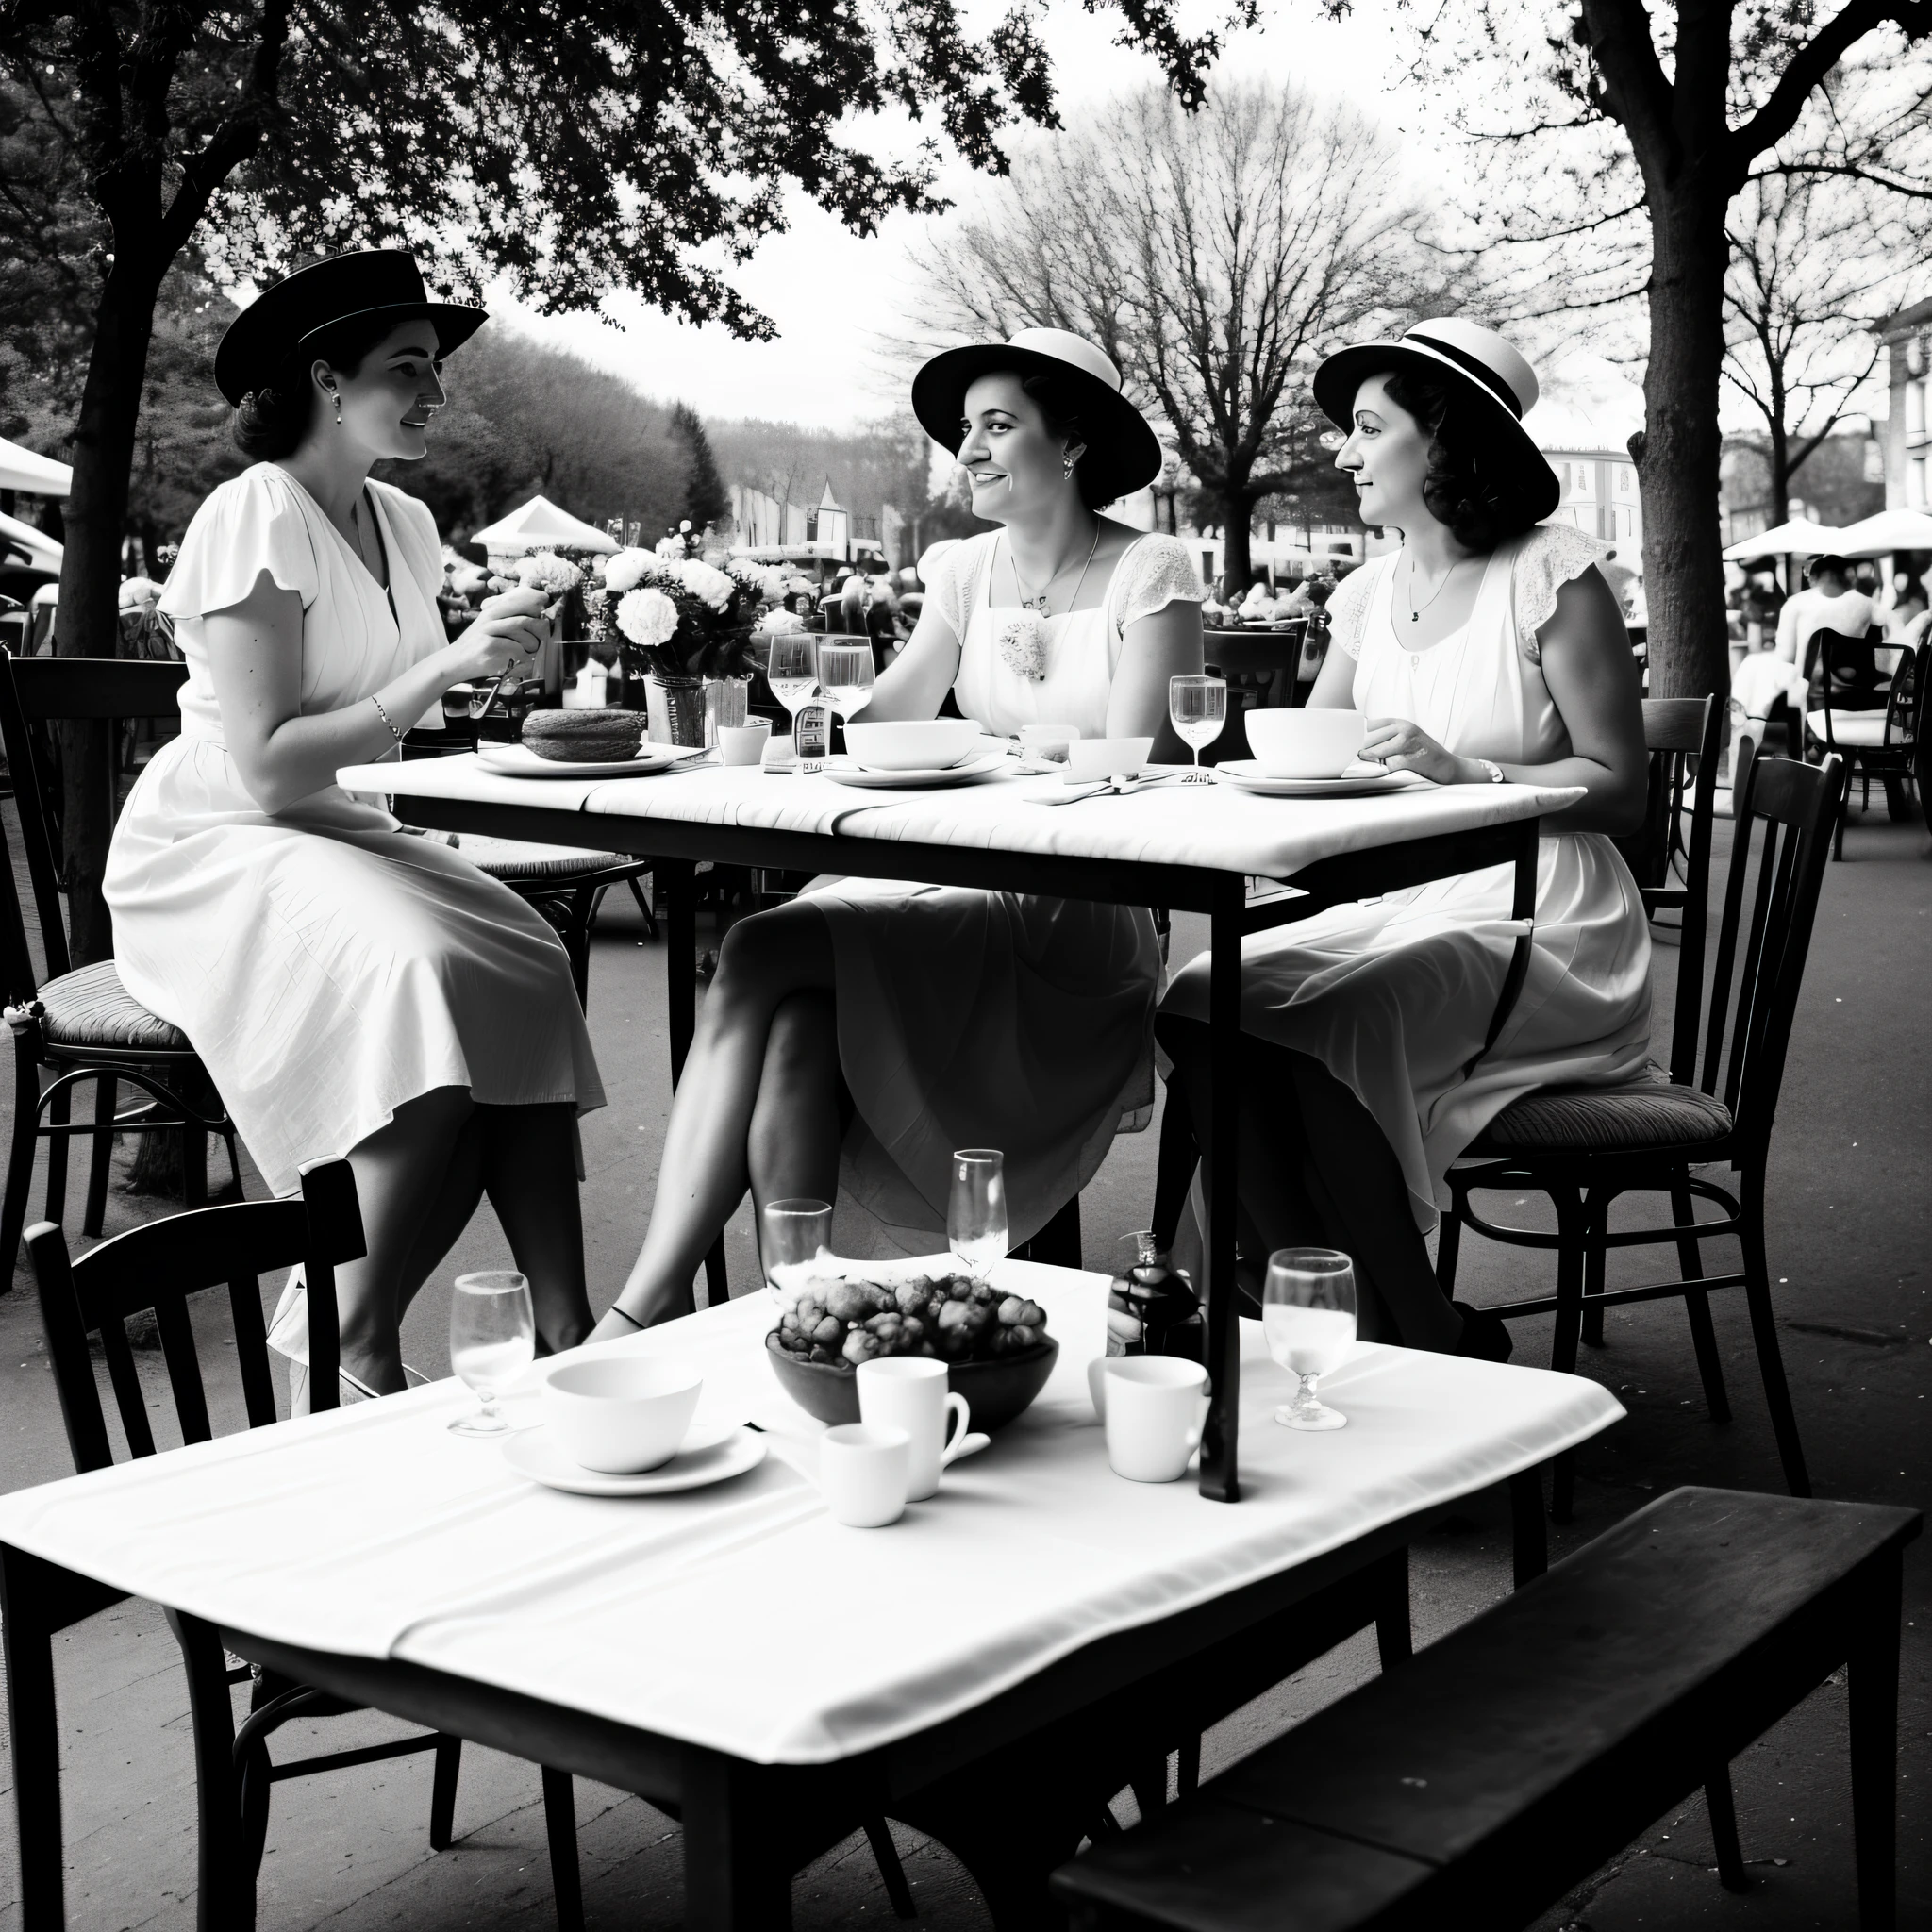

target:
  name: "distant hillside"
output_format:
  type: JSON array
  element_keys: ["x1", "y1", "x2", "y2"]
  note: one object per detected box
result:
[{"x1": 704, "y1": 414, "x2": 931, "y2": 524}]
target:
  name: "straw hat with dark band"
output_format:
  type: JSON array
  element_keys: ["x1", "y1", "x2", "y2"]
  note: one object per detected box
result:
[
  {"x1": 911, "y1": 328, "x2": 1163, "y2": 506},
  {"x1": 1312, "y1": 318, "x2": 1560, "y2": 525},
  {"x1": 215, "y1": 250, "x2": 487, "y2": 408}
]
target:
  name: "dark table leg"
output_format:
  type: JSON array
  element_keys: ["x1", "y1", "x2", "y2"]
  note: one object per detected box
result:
[
  {"x1": 661, "y1": 859, "x2": 729, "y2": 1310},
  {"x1": 682, "y1": 1747, "x2": 795, "y2": 1930},
  {"x1": 167, "y1": 1607, "x2": 254, "y2": 1932},
  {"x1": 1849, "y1": 1550, "x2": 1904, "y2": 1931},
  {"x1": 1510, "y1": 1465, "x2": 1548, "y2": 1587},
  {"x1": 1198, "y1": 874, "x2": 1245, "y2": 1501},
  {"x1": 1, "y1": 1543, "x2": 69, "y2": 1932}
]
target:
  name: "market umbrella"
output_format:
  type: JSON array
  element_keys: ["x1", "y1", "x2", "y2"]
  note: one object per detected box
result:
[
  {"x1": 469, "y1": 494, "x2": 618, "y2": 558},
  {"x1": 1722, "y1": 517, "x2": 1838, "y2": 563},
  {"x1": 0, "y1": 508, "x2": 60, "y2": 572},
  {"x1": 0, "y1": 436, "x2": 71, "y2": 497},
  {"x1": 1825, "y1": 508, "x2": 1932, "y2": 558}
]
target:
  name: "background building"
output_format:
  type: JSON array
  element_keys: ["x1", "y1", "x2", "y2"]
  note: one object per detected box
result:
[{"x1": 1874, "y1": 297, "x2": 1932, "y2": 511}]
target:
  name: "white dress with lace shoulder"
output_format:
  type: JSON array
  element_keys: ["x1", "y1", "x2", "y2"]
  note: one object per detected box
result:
[
  {"x1": 809, "y1": 529, "x2": 1203, "y2": 1253},
  {"x1": 1164, "y1": 523, "x2": 1652, "y2": 1228},
  {"x1": 103, "y1": 463, "x2": 604, "y2": 1196}
]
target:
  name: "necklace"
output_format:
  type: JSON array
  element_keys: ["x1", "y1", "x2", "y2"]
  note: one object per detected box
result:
[
  {"x1": 1010, "y1": 525, "x2": 1101, "y2": 616},
  {"x1": 1404, "y1": 551, "x2": 1466, "y2": 625}
]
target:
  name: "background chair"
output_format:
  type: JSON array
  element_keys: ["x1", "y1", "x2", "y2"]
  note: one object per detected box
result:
[
  {"x1": 27, "y1": 1158, "x2": 586, "y2": 1932},
  {"x1": 1804, "y1": 631, "x2": 1921, "y2": 858},
  {"x1": 0, "y1": 650, "x2": 242, "y2": 1283},
  {"x1": 1440, "y1": 753, "x2": 1844, "y2": 1517}
]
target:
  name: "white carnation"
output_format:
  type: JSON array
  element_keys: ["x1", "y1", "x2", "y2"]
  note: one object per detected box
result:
[
  {"x1": 616, "y1": 587, "x2": 680, "y2": 648},
  {"x1": 761, "y1": 608, "x2": 805, "y2": 635},
  {"x1": 994, "y1": 610, "x2": 1050, "y2": 682},
  {"x1": 656, "y1": 534, "x2": 688, "y2": 559},
  {"x1": 602, "y1": 548, "x2": 656, "y2": 594},
  {"x1": 516, "y1": 551, "x2": 579, "y2": 594},
  {"x1": 672, "y1": 558, "x2": 736, "y2": 611}
]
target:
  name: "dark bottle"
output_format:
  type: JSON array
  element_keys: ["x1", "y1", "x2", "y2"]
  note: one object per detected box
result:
[{"x1": 1107, "y1": 1229, "x2": 1203, "y2": 1362}]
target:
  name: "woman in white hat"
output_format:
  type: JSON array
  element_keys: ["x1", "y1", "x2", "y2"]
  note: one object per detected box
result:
[
  {"x1": 594, "y1": 329, "x2": 1203, "y2": 1331},
  {"x1": 1160, "y1": 319, "x2": 1652, "y2": 1358}
]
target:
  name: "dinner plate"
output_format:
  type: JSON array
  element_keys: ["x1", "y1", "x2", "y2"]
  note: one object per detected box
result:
[
  {"x1": 1212, "y1": 761, "x2": 1426, "y2": 798},
  {"x1": 475, "y1": 744, "x2": 708, "y2": 780},
  {"x1": 501, "y1": 1422, "x2": 766, "y2": 1496},
  {"x1": 824, "y1": 750, "x2": 1009, "y2": 789}
]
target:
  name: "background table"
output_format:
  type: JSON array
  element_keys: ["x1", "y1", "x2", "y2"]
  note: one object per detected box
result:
[
  {"x1": 0, "y1": 1263, "x2": 1622, "y2": 1929},
  {"x1": 341, "y1": 751, "x2": 1584, "y2": 1502}
]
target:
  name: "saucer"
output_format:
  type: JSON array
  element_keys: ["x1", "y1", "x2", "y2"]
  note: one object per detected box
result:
[
  {"x1": 502, "y1": 1423, "x2": 766, "y2": 1495},
  {"x1": 1212, "y1": 761, "x2": 1426, "y2": 798},
  {"x1": 475, "y1": 744, "x2": 707, "y2": 780},
  {"x1": 824, "y1": 751, "x2": 1009, "y2": 789}
]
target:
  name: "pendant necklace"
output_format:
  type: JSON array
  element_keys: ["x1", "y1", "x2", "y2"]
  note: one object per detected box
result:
[
  {"x1": 1405, "y1": 551, "x2": 1465, "y2": 625},
  {"x1": 1011, "y1": 525, "x2": 1101, "y2": 617}
]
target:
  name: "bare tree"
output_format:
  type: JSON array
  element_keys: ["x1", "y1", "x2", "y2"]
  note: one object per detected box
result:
[{"x1": 914, "y1": 81, "x2": 1428, "y2": 587}]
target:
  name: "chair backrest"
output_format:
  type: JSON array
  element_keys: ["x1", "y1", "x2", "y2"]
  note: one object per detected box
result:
[
  {"x1": 1878, "y1": 640, "x2": 1922, "y2": 752},
  {"x1": 1700, "y1": 754, "x2": 1844, "y2": 1158},
  {"x1": 1616, "y1": 695, "x2": 1720, "y2": 1084},
  {"x1": 1805, "y1": 627, "x2": 1890, "y2": 720},
  {"x1": 27, "y1": 1158, "x2": 365, "y2": 1473},
  {"x1": 0, "y1": 649, "x2": 189, "y2": 990}
]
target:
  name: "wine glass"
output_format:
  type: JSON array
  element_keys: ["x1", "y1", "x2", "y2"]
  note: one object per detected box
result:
[
  {"x1": 766, "y1": 632, "x2": 819, "y2": 723},
  {"x1": 818, "y1": 641, "x2": 876, "y2": 727},
  {"x1": 448, "y1": 1271, "x2": 536, "y2": 1436},
  {"x1": 762, "y1": 1197, "x2": 833, "y2": 1308},
  {"x1": 1169, "y1": 675, "x2": 1227, "y2": 783},
  {"x1": 948, "y1": 1148, "x2": 1008, "y2": 1281},
  {"x1": 1261, "y1": 1248, "x2": 1357, "y2": 1431}
]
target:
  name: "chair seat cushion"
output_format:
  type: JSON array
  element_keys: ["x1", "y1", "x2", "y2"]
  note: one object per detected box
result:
[
  {"x1": 38, "y1": 960, "x2": 191, "y2": 1052},
  {"x1": 453, "y1": 836, "x2": 643, "y2": 882},
  {"x1": 1805, "y1": 711, "x2": 1890, "y2": 748},
  {"x1": 1475, "y1": 1078, "x2": 1733, "y2": 1155}
]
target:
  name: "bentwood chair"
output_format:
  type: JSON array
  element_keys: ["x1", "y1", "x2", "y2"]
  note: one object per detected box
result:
[
  {"x1": 0, "y1": 650, "x2": 243, "y2": 1283},
  {"x1": 1440, "y1": 754, "x2": 1844, "y2": 1518},
  {"x1": 27, "y1": 1160, "x2": 587, "y2": 1932},
  {"x1": 1803, "y1": 634, "x2": 1921, "y2": 858}
]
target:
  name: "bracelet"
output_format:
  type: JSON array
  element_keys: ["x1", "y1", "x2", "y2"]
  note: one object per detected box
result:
[
  {"x1": 371, "y1": 693, "x2": 402, "y2": 742},
  {"x1": 608, "y1": 1304, "x2": 645, "y2": 1330}
]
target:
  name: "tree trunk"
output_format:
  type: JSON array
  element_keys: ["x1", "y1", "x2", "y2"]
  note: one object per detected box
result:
[
  {"x1": 1636, "y1": 186, "x2": 1731, "y2": 704},
  {"x1": 1216, "y1": 492, "x2": 1255, "y2": 596},
  {"x1": 54, "y1": 260, "x2": 162, "y2": 966},
  {"x1": 1768, "y1": 413, "x2": 1790, "y2": 526}
]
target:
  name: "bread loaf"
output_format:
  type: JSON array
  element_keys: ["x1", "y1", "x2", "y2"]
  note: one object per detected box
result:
[{"x1": 522, "y1": 708, "x2": 645, "y2": 763}]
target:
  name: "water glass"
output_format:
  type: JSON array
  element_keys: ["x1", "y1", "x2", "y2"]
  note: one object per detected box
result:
[
  {"x1": 762, "y1": 1196, "x2": 833, "y2": 1306},
  {"x1": 1262, "y1": 1248, "x2": 1357, "y2": 1431},
  {"x1": 766, "y1": 632, "x2": 819, "y2": 720},
  {"x1": 448, "y1": 1271, "x2": 536, "y2": 1436},
  {"x1": 1169, "y1": 675, "x2": 1227, "y2": 782},
  {"x1": 948, "y1": 1148, "x2": 1008, "y2": 1280},
  {"x1": 818, "y1": 641, "x2": 875, "y2": 721}
]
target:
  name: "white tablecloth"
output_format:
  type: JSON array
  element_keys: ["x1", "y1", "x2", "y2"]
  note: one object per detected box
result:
[
  {"x1": 0, "y1": 1266, "x2": 1620, "y2": 1765},
  {"x1": 340, "y1": 754, "x2": 1584, "y2": 885}
]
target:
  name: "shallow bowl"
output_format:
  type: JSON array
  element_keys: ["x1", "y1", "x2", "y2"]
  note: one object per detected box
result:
[
  {"x1": 843, "y1": 720, "x2": 982, "y2": 772},
  {"x1": 1243, "y1": 708, "x2": 1365, "y2": 780},
  {"x1": 1065, "y1": 737, "x2": 1155, "y2": 785},
  {"x1": 764, "y1": 1333, "x2": 1059, "y2": 1433}
]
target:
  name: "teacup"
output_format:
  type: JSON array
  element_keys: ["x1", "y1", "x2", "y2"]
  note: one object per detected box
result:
[
  {"x1": 818, "y1": 1422, "x2": 911, "y2": 1527},
  {"x1": 718, "y1": 721, "x2": 772, "y2": 767},
  {"x1": 1098, "y1": 1356, "x2": 1211, "y2": 1483},
  {"x1": 858, "y1": 1357, "x2": 988, "y2": 1501},
  {"x1": 541, "y1": 1356, "x2": 702, "y2": 1473},
  {"x1": 1244, "y1": 709, "x2": 1366, "y2": 780},
  {"x1": 1066, "y1": 736, "x2": 1155, "y2": 786}
]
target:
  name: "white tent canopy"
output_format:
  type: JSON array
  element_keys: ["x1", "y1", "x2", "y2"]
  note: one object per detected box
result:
[
  {"x1": 0, "y1": 508, "x2": 61, "y2": 573},
  {"x1": 1826, "y1": 508, "x2": 1932, "y2": 558},
  {"x1": 0, "y1": 436, "x2": 72, "y2": 498},
  {"x1": 469, "y1": 495, "x2": 617, "y2": 558},
  {"x1": 1722, "y1": 517, "x2": 1837, "y2": 563}
]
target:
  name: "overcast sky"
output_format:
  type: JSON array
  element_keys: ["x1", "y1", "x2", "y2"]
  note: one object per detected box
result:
[{"x1": 493, "y1": 2, "x2": 1424, "y2": 429}]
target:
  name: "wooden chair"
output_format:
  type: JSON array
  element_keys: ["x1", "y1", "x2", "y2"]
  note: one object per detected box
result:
[
  {"x1": 26, "y1": 1159, "x2": 586, "y2": 1932},
  {"x1": 1053, "y1": 1487, "x2": 1920, "y2": 1932},
  {"x1": 1804, "y1": 633, "x2": 1921, "y2": 858},
  {"x1": 1440, "y1": 754, "x2": 1844, "y2": 1517},
  {"x1": 0, "y1": 650, "x2": 243, "y2": 1283}
]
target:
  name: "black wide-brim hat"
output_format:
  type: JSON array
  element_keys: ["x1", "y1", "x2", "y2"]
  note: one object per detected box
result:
[
  {"x1": 215, "y1": 250, "x2": 487, "y2": 407},
  {"x1": 911, "y1": 328, "x2": 1163, "y2": 505},
  {"x1": 1313, "y1": 318, "x2": 1560, "y2": 525}
]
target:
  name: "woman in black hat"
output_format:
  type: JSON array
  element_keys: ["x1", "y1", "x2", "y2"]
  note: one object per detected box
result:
[
  {"x1": 593, "y1": 329, "x2": 1204, "y2": 1333},
  {"x1": 104, "y1": 251, "x2": 604, "y2": 1402},
  {"x1": 1159, "y1": 319, "x2": 1652, "y2": 1358}
]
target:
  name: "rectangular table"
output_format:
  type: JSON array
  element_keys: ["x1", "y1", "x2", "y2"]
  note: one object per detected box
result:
[
  {"x1": 339, "y1": 750, "x2": 1583, "y2": 1504},
  {"x1": 0, "y1": 1264, "x2": 1623, "y2": 1929}
]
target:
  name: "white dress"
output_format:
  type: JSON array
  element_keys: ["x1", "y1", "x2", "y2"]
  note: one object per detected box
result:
[
  {"x1": 1162, "y1": 524, "x2": 1652, "y2": 1230},
  {"x1": 105, "y1": 463, "x2": 604, "y2": 1198},
  {"x1": 811, "y1": 529, "x2": 1203, "y2": 1252}
]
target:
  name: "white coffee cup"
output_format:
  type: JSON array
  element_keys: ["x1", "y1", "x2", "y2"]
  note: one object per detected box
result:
[
  {"x1": 719, "y1": 721, "x2": 772, "y2": 767},
  {"x1": 1066, "y1": 736, "x2": 1155, "y2": 785},
  {"x1": 1244, "y1": 709, "x2": 1366, "y2": 780},
  {"x1": 818, "y1": 1422, "x2": 911, "y2": 1527},
  {"x1": 1100, "y1": 1357, "x2": 1211, "y2": 1483},
  {"x1": 541, "y1": 1356, "x2": 702, "y2": 1474},
  {"x1": 858, "y1": 1357, "x2": 989, "y2": 1501}
]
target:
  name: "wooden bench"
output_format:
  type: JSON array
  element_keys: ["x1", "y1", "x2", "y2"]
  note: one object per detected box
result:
[{"x1": 1051, "y1": 1487, "x2": 1919, "y2": 1932}]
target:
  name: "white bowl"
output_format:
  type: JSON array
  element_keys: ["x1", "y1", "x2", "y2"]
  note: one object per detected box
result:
[
  {"x1": 843, "y1": 720, "x2": 982, "y2": 772},
  {"x1": 1244, "y1": 709, "x2": 1366, "y2": 780},
  {"x1": 541, "y1": 1356, "x2": 702, "y2": 1474},
  {"x1": 1066, "y1": 737, "x2": 1155, "y2": 784}
]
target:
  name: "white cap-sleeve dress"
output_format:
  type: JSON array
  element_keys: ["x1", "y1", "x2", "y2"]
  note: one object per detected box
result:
[
  {"x1": 1162, "y1": 523, "x2": 1652, "y2": 1231},
  {"x1": 810, "y1": 529, "x2": 1202, "y2": 1254},
  {"x1": 103, "y1": 463, "x2": 604, "y2": 1197}
]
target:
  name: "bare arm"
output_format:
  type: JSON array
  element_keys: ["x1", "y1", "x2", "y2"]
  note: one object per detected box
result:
[
  {"x1": 1107, "y1": 599, "x2": 1203, "y2": 762},
  {"x1": 860, "y1": 595, "x2": 966, "y2": 722},
  {"x1": 1307, "y1": 625, "x2": 1358, "y2": 708},
  {"x1": 204, "y1": 573, "x2": 548, "y2": 814}
]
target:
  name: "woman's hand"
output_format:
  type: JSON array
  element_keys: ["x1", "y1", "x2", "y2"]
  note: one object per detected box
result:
[
  {"x1": 448, "y1": 586, "x2": 548, "y2": 686},
  {"x1": 1360, "y1": 716, "x2": 1480, "y2": 785}
]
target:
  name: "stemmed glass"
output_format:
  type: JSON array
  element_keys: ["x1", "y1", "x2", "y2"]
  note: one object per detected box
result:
[
  {"x1": 448, "y1": 1271, "x2": 536, "y2": 1436},
  {"x1": 818, "y1": 641, "x2": 875, "y2": 733},
  {"x1": 1169, "y1": 675, "x2": 1228, "y2": 783},
  {"x1": 948, "y1": 1148, "x2": 1008, "y2": 1281},
  {"x1": 1261, "y1": 1248, "x2": 1357, "y2": 1431},
  {"x1": 762, "y1": 1197, "x2": 833, "y2": 1306},
  {"x1": 766, "y1": 632, "x2": 819, "y2": 732}
]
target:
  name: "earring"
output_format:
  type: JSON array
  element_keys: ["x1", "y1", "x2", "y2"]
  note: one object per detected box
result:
[
  {"x1": 333, "y1": 392, "x2": 342, "y2": 425},
  {"x1": 1062, "y1": 454, "x2": 1076, "y2": 479}
]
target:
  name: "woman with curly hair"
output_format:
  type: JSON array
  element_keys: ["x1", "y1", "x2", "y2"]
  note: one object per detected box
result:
[{"x1": 1159, "y1": 320, "x2": 1652, "y2": 1358}]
